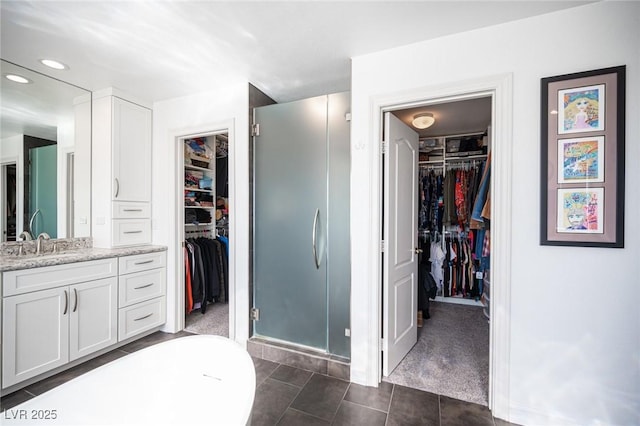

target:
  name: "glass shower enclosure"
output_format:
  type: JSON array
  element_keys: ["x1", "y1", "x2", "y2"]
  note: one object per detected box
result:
[{"x1": 253, "y1": 92, "x2": 350, "y2": 357}]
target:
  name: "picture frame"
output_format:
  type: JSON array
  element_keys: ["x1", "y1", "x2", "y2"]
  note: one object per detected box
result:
[
  {"x1": 541, "y1": 65, "x2": 625, "y2": 248},
  {"x1": 557, "y1": 136, "x2": 604, "y2": 184}
]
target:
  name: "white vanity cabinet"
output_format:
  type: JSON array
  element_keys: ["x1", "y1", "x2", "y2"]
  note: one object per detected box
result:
[
  {"x1": 117, "y1": 252, "x2": 167, "y2": 341},
  {"x1": 2, "y1": 259, "x2": 118, "y2": 388},
  {"x1": 92, "y1": 90, "x2": 152, "y2": 248}
]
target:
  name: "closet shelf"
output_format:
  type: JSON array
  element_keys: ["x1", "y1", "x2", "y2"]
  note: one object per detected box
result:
[
  {"x1": 184, "y1": 187, "x2": 214, "y2": 193},
  {"x1": 185, "y1": 206, "x2": 215, "y2": 210},
  {"x1": 184, "y1": 164, "x2": 213, "y2": 173},
  {"x1": 419, "y1": 153, "x2": 487, "y2": 166},
  {"x1": 185, "y1": 223, "x2": 213, "y2": 227}
]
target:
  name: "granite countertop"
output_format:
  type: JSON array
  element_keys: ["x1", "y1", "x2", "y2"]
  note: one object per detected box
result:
[{"x1": 0, "y1": 245, "x2": 167, "y2": 272}]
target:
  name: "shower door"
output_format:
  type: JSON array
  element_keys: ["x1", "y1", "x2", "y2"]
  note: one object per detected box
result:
[
  {"x1": 26, "y1": 142, "x2": 57, "y2": 238},
  {"x1": 253, "y1": 95, "x2": 329, "y2": 350}
]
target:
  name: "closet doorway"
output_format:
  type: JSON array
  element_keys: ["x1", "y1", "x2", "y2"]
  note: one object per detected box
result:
[
  {"x1": 2, "y1": 162, "x2": 17, "y2": 241},
  {"x1": 178, "y1": 129, "x2": 230, "y2": 338},
  {"x1": 381, "y1": 94, "x2": 493, "y2": 406}
]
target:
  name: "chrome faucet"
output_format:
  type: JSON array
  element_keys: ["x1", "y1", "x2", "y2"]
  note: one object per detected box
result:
[
  {"x1": 36, "y1": 232, "x2": 51, "y2": 255},
  {"x1": 18, "y1": 231, "x2": 33, "y2": 241}
]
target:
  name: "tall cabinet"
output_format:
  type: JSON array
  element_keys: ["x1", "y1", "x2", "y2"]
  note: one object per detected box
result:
[{"x1": 92, "y1": 90, "x2": 152, "y2": 248}]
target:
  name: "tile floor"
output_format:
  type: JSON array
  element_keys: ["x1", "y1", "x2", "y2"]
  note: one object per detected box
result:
[{"x1": 1, "y1": 331, "x2": 518, "y2": 425}]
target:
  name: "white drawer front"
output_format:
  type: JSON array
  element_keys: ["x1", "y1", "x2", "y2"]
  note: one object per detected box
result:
[
  {"x1": 3, "y1": 258, "x2": 118, "y2": 296},
  {"x1": 112, "y1": 219, "x2": 151, "y2": 247},
  {"x1": 119, "y1": 268, "x2": 166, "y2": 307},
  {"x1": 112, "y1": 201, "x2": 151, "y2": 219},
  {"x1": 118, "y1": 297, "x2": 166, "y2": 341},
  {"x1": 118, "y1": 251, "x2": 166, "y2": 275}
]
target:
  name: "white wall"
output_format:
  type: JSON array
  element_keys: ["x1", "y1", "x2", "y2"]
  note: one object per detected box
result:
[
  {"x1": 151, "y1": 82, "x2": 250, "y2": 346},
  {"x1": 57, "y1": 120, "x2": 74, "y2": 238},
  {"x1": 350, "y1": 2, "x2": 639, "y2": 425}
]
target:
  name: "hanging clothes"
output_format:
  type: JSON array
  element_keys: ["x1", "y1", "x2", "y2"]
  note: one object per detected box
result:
[{"x1": 184, "y1": 235, "x2": 229, "y2": 315}]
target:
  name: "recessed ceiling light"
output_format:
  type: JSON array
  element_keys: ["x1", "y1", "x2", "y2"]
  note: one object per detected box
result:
[
  {"x1": 40, "y1": 59, "x2": 68, "y2": 70},
  {"x1": 5, "y1": 74, "x2": 31, "y2": 84}
]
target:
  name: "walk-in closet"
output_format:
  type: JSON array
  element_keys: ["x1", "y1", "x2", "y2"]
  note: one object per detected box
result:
[
  {"x1": 182, "y1": 132, "x2": 230, "y2": 337},
  {"x1": 382, "y1": 96, "x2": 492, "y2": 406}
]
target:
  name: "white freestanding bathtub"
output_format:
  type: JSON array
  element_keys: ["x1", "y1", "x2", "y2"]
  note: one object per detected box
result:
[{"x1": 3, "y1": 335, "x2": 256, "y2": 425}]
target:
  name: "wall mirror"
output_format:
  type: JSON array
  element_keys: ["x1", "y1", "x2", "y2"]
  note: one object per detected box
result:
[{"x1": 1, "y1": 59, "x2": 91, "y2": 242}]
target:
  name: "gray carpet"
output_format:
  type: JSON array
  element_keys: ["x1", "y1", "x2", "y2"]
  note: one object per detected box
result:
[
  {"x1": 384, "y1": 301, "x2": 489, "y2": 405},
  {"x1": 184, "y1": 302, "x2": 229, "y2": 337}
]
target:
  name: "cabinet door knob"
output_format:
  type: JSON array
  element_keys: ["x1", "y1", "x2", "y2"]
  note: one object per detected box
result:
[
  {"x1": 114, "y1": 178, "x2": 120, "y2": 198},
  {"x1": 414, "y1": 248, "x2": 423, "y2": 254}
]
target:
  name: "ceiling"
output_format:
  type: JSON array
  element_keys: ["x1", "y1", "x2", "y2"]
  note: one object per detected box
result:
[
  {"x1": 1, "y1": 60, "x2": 90, "y2": 140},
  {"x1": 1, "y1": 1, "x2": 593, "y2": 105},
  {"x1": 392, "y1": 96, "x2": 492, "y2": 138}
]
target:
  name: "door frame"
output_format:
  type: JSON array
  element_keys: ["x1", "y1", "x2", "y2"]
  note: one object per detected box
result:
[
  {"x1": 1, "y1": 159, "x2": 18, "y2": 242},
  {"x1": 369, "y1": 74, "x2": 513, "y2": 417},
  {"x1": 168, "y1": 120, "x2": 236, "y2": 340}
]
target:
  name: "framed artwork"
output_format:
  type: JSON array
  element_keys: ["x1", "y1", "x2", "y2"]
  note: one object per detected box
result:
[
  {"x1": 558, "y1": 84, "x2": 605, "y2": 134},
  {"x1": 556, "y1": 188, "x2": 604, "y2": 234},
  {"x1": 541, "y1": 65, "x2": 625, "y2": 248},
  {"x1": 557, "y1": 136, "x2": 604, "y2": 184}
]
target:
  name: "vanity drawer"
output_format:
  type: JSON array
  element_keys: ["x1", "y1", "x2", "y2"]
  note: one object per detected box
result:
[
  {"x1": 111, "y1": 219, "x2": 151, "y2": 247},
  {"x1": 112, "y1": 201, "x2": 150, "y2": 219},
  {"x1": 119, "y1": 268, "x2": 166, "y2": 308},
  {"x1": 3, "y1": 258, "x2": 118, "y2": 296},
  {"x1": 119, "y1": 252, "x2": 166, "y2": 275},
  {"x1": 118, "y1": 296, "x2": 166, "y2": 341}
]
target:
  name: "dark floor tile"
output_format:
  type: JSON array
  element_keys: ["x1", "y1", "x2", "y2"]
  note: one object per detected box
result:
[
  {"x1": 252, "y1": 357, "x2": 280, "y2": 387},
  {"x1": 440, "y1": 395, "x2": 493, "y2": 426},
  {"x1": 82, "y1": 349, "x2": 129, "y2": 369},
  {"x1": 247, "y1": 339, "x2": 263, "y2": 358},
  {"x1": 0, "y1": 390, "x2": 34, "y2": 412},
  {"x1": 332, "y1": 400, "x2": 387, "y2": 426},
  {"x1": 327, "y1": 360, "x2": 350, "y2": 381},
  {"x1": 276, "y1": 408, "x2": 329, "y2": 425},
  {"x1": 20, "y1": 349, "x2": 128, "y2": 396},
  {"x1": 251, "y1": 378, "x2": 301, "y2": 426},
  {"x1": 494, "y1": 417, "x2": 522, "y2": 426},
  {"x1": 270, "y1": 364, "x2": 313, "y2": 387},
  {"x1": 344, "y1": 381, "x2": 393, "y2": 412},
  {"x1": 25, "y1": 362, "x2": 92, "y2": 396},
  {"x1": 119, "y1": 330, "x2": 193, "y2": 353},
  {"x1": 263, "y1": 345, "x2": 328, "y2": 374},
  {"x1": 290, "y1": 373, "x2": 349, "y2": 421},
  {"x1": 386, "y1": 384, "x2": 439, "y2": 426}
]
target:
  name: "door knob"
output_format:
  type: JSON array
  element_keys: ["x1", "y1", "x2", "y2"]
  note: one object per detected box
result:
[{"x1": 414, "y1": 248, "x2": 423, "y2": 254}]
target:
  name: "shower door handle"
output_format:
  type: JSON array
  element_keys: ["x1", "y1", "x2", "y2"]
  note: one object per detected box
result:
[
  {"x1": 312, "y1": 208, "x2": 320, "y2": 269},
  {"x1": 29, "y1": 209, "x2": 41, "y2": 234}
]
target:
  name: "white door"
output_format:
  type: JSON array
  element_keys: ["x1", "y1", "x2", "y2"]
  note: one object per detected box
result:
[
  {"x1": 112, "y1": 97, "x2": 151, "y2": 202},
  {"x1": 69, "y1": 277, "x2": 118, "y2": 361},
  {"x1": 2, "y1": 287, "x2": 70, "y2": 387},
  {"x1": 382, "y1": 113, "x2": 419, "y2": 376}
]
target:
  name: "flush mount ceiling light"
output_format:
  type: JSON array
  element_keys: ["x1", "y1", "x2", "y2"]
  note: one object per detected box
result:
[
  {"x1": 5, "y1": 74, "x2": 31, "y2": 84},
  {"x1": 412, "y1": 112, "x2": 435, "y2": 129},
  {"x1": 40, "y1": 59, "x2": 68, "y2": 70}
]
